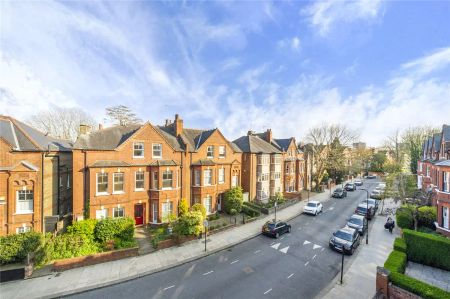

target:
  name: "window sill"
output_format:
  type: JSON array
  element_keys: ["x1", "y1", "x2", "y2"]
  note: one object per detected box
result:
[
  {"x1": 135, "y1": 188, "x2": 145, "y2": 192},
  {"x1": 161, "y1": 187, "x2": 173, "y2": 190},
  {"x1": 219, "y1": 182, "x2": 224, "y2": 185},
  {"x1": 133, "y1": 156, "x2": 145, "y2": 159},
  {"x1": 15, "y1": 211, "x2": 34, "y2": 215},
  {"x1": 96, "y1": 192, "x2": 109, "y2": 196},
  {"x1": 113, "y1": 191, "x2": 125, "y2": 195},
  {"x1": 219, "y1": 156, "x2": 225, "y2": 159},
  {"x1": 152, "y1": 156, "x2": 162, "y2": 159}
]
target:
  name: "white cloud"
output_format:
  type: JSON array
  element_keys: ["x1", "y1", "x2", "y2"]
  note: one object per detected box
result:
[
  {"x1": 400, "y1": 47, "x2": 450, "y2": 78},
  {"x1": 302, "y1": 0, "x2": 384, "y2": 36},
  {"x1": 278, "y1": 36, "x2": 301, "y2": 52}
]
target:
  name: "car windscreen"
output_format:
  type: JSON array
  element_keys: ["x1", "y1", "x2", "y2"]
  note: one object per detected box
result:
[
  {"x1": 335, "y1": 230, "x2": 352, "y2": 241},
  {"x1": 306, "y1": 203, "x2": 317, "y2": 207},
  {"x1": 335, "y1": 188, "x2": 342, "y2": 192},
  {"x1": 357, "y1": 207, "x2": 367, "y2": 213},
  {"x1": 349, "y1": 217, "x2": 363, "y2": 225},
  {"x1": 267, "y1": 223, "x2": 276, "y2": 229}
]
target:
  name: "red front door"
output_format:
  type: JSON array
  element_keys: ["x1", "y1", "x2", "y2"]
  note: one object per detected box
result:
[{"x1": 134, "y1": 204, "x2": 144, "y2": 225}]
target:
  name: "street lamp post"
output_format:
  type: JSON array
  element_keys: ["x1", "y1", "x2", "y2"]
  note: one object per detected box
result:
[
  {"x1": 274, "y1": 201, "x2": 277, "y2": 223},
  {"x1": 360, "y1": 188, "x2": 370, "y2": 245},
  {"x1": 203, "y1": 219, "x2": 208, "y2": 252}
]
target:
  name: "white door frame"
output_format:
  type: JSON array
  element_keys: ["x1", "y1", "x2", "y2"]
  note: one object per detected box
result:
[{"x1": 443, "y1": 206, "x2": 449, "y2": 229}]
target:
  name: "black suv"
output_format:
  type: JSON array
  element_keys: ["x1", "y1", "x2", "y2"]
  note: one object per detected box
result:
[
  {"x1": 262, "y1": 221, "x2": 291, "y2": 238},
  {"x1": 344, "y1": 183, "x2": 356, "y2": 191},
  {"x1": 329, "y1": 227, "x2": 361, "y2": 255},
  {"x1": 332, "y1": 188, "x2": 347, "y2": 198}
]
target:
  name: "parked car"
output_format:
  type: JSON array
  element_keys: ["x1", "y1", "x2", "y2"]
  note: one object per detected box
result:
[
  {"x1": 370, "y1": 189, "x2": 382, "y2": 200},
  {"x1": 346, "y1": 214, "x2": 367, "y2": 236},
  {"x1": 329, "y1": 226, "x2": 361, "y2": 255},
  {"x1": 355, "y1": 204, "x2": 375, "y2": 220},
  {"x1": 361, "y1": 199, "x2": 379, "y2": 211},
  {"x1": 344, "y1": 183, "x2": 356, "y2": 191},
  {"x1": 354, "y1": 179, "x2": 363, "y2": 186},
  {"x1": 366, "y1": 175, "x2": 377, "y2": 179},
  {"x1": 262, "y1": 221, "x2": 291, "y2": 238},
  {"x1": 332, "y1": 188, "x2": 347, "y2": 198},
  {"x1": 303, "y1": 201, "x2": 323, "y2": 215},
  {"x1": 378, "y1": 183, "x2": 386, "y2": 189}
]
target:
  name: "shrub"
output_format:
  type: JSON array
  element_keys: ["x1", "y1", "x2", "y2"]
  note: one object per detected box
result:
[
  {"x1": 396, "y1": 206, "x2": 414, "y2": 229},
  {"x1": 229, "y1": 208, "x2": 237, "y2": 216},
  {"x1": 191, "y1": 203, "x2": 206, "y2": 220},
  {"x1": 390, "y1": 272, "x2": 450, "y2": 299},
  {"x1": 417, "y1": 206, "x2": 437, "y2": 229},
  {"x1": 224, "y1": 187, "x2": 243, "y2": 214},
  {"x1": 403, "y1": 229, "x2": 450, "y2": 271},
  {"x1": 393, "y1": 238, "x2": 406, "y2": 253},
  {"x1": 179, "y1": 198, "x2": 189, "y2": 217},
  {"x1": 241, "y1": 205, "x2": 260, "y2": 218},
  {"x1": 243, "y1": 201, "x2": 262, "y2": 211},
  {"x1": 0, "y1": 231, "x2": 43, "y2": 264},
  {"x1": 94, "y1": 217, "x2": 135, "y2": 244},
  {"x1": 384, "y1": 250, "x2": 407, "y2": 273},
  {"x1": 173, "y1": 211, "x2": 203, "y2": 236},
  {"x1": 66, "y1": 219, "x2": 97, "y2": 240}
]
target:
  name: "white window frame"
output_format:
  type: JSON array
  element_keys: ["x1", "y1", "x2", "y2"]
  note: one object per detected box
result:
[
  {"x1": 16, "y1": 190, "x2": 34, "y2": 214},
  {"x1": 444, "y1": 172, "x2": 450, "y2": 192},
  {"x1": 204, "y1": 169, "x2": 212, "y2": 186},
  {"x1": 96, "y1": 208, "x2": 108, "y2": 220},
  {"x1": 218, "y1": 168, "x2": 225, "y2": 184},
  {"x1": 232, "y1": 175, "x2": 238, "y2": 187},
  {"x1": 16, "y1": 226, "x2": 31, "y2": 233},
  {"x1": 194, "y1": 170, "x2": 200, "y2": 186},
  {"x1": 162, "y1": 170, "x2": 173, "y2": 189},
  {"x1": 135, "y1": 171, "x2": 145, "y2": 191},
  {"x1": 152, "y1": 143, "x2": 162, "y2": 159},
  {"x1": 96, "y1": 173, "x2": 109, "y2": 195},
  {"x1": 219, "y1": 146, "x2": 226, "y2": 158},
  {"x1": 162, "y1": 201, "x2": 173, "y2": 220},
  {"x1": 113, "y1": 207, "x2": 125, "y2": 218},
  {"x1": 207, "y1": 146, "x2": 214, "y2": 158},
  {"x1": 152, "y1": 171, "x2": 158, "y2": 190},
  {"x1": 67, "y1": 173, "x2": 70, "y2": 189},
  {"x1": 133, "y1": 142, "x2": 145, "y2": 158},
  {"x1": 113, "y1": 173, "x2": 125, "y2": 194},
  {"x1": 204, "y1": 196, "x2": 212, "y2": 215}
]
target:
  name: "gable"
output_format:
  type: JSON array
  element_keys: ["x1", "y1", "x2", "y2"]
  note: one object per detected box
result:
[
  {"x1": 120, "y1": 123, "x2": 181, "y2": 153},
  {"x1": 11, "y1": 161, "x2": 39, "y2": 172}
]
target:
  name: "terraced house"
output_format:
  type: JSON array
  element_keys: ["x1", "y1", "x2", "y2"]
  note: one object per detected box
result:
[
  {"x1": 0, "y1": 116, "x2": 72, "y2": 235},
  {"x1": 233, "y1": 129, "x2": 304, "y2": 202},
  {"x1": 72, "y1": 114, "x2": 241, "y2": 225},
  {"x1": 417, "y1": 124, "x2": 450, "y2": 237}
]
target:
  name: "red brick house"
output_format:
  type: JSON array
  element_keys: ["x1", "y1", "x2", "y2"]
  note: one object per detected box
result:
[
  {"x1": 0, "y1": 116, "x2": 72, "y2": 235},
  {"x1": 417, "y1": 125, "x2": 450, "y2": 237}
]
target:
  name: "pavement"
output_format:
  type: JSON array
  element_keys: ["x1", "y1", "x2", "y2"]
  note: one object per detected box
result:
[
  {"x1": 320, "y1": 197, "x2": 401, "y2": 299},
  {"x1": 1, "y1": 188, "x2": 334, "y2": 299}
]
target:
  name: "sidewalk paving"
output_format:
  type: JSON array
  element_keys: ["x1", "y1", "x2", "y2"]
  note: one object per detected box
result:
[
  {"x1": 1, "y1": 189, "x2": 334, "y2": 299},
  {"x1": 321, "y1": 198, "x2": 400, "y2": 299}
]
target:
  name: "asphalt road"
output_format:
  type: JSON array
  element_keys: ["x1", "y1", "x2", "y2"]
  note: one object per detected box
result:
[{"x1": 68, "y1": 180, "x2": 380, "y2": 299}]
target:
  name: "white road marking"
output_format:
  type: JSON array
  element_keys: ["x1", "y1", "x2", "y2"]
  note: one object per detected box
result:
[
  {"x1": 164, "y1": 285, "x2": 175, "y2": 291},
  {"x1": 280, "y1": 236, "x2": 285, "y2": 240},
  {"x1": 305, "y1": 261, "x2": 309, "y2": 266},
  {"x1": 328, "y1": 207, "x2": 334, "y2": 211},
  {"x1": 202, "y1": 271, "x2": 214, "y2": 276},
  {"x1": 313, "y1": 244, "x2": 322, "y2": 250},
  {"x1": 271, "y1": 243, "x2": 281, "y2": 250},
  {"x1": 230, "y1": 260, "x2": 239, "y2": 264},
  {"x1": 303, "y1": 240, "x2": 311, "y2": 245},
  {"x1": 264, "y1": 288, "x2": 272, "y2": 295},
  {"x1": 321, "y1": 248, "x2": 325, "y2": 252},
  {"x1": 287, "y1": 273, "x2": 294, "y2": 279},
  {"x1": 254, "y1": 250, "x2": 261, "y2": 254},
  {"x1": 279, "y1": 246, "x2": 289, "y2": 254},
  {"x1": 270, "y1": 241, "x2": 275, "y2": 245},
  {"x1": 297, "y1": 227, "x2": 302, "y2": 230},
  {"x1": 312, "y1": 254, "x2": 317, "y2": 260}
]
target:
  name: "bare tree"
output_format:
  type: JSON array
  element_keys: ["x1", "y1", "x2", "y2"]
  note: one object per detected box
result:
[
  {"x1": 105, "y1": 105, "x2": 142, "y2": 126},
  {"x1": 28, "y1": 107, "x2": 95, "y2": 141},
  {"x1": 305, "y1": 124, "x2": 359, "y2": 190}
]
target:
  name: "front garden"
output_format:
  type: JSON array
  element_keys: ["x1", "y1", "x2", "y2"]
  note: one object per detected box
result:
[{"x1": 0, "y1": 217, "x2": 137, "y2": 268}]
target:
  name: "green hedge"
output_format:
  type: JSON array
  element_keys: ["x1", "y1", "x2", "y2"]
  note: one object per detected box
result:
[
  {"x1": 241, "y1": 205, "x2": 261, "y2": 218},
  {"x1": 403, "y1": 229, "x2": 450, "y2": 271},
  {"x1": 396, "y1": 206, "x2": 414, "y2": 229},
  {"x1": 66, "y1": 219, "x2": 97, "y2": 240},
  {"x1": 0, "y1": 231, "x2": 43, "y2": 264},
  {"x1": 384, "y1": 250, "x2": 407, "y2": 273},
  {"x1": 390, "y1": 272, "x2": 450, "y2": 299},
  {"x1": 417, "y1": 206, "x2": 437, "y2": 229},
  {"x1": 393, "y1": 238, "x2": 407, "y2": 253},
  {"x1": 224, "y1": 187, "x2": 243, "y2": 214},
  {"x1": 94, "y1": 217, "x2": 135, "y2": 244},
  {"x1": 243, "y1": 201, "x2": 262, "y2": 211}
]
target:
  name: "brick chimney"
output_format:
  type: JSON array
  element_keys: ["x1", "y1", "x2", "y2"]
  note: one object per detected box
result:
[
  {"x1": 174, "y1": 114, "x2": 183, "y2": 136},
  {"x1": 247, "y1": 130, "x2": 254, "y2": 136},
  {"x1": 98, "y1": 123, "x2": 103, "y2": 130},
  {"x1": 265, "y1": 129, "x2": 272, "y2": 143},
  {"x1": 79, "y1": 124, "x2": 91, "y2": 135}
]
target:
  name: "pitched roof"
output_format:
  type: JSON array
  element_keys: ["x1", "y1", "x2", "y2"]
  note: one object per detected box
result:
[
  {"x1": 433, "y1": 133, "x2": 441, "y2": 152},
  {"x1": 435, "y1": 160, "x2": 450, "y2": 166},
  {"x1": 180, "y1": 128, "x2": 216, "y2": 152},
  {"x1": 233, "y1": 135, "x2": 281, "y2": 154},
  {"x1": 230, "y1": 142, "x2": 242, "y2": 153},
  {"x1": 442, "y1": 124, "x2": 450, "y2": 142},
  {"x1": 73, "y1": 124, "x2": 141, "y2": 150},
  {"x1": 191, "y1": 159, "x2": 216, "y2": 166},
  {"x1": 149, "y1": 160, "x2": 179, "y2": 166},
  {"x1": 0, "y1": 116, "x2": 72, "y2": 151},
  {"x1": 89, "y1": 160, "x2": 131, "y2": 168},
  {"x1": 154, "y1": 126, "x2": 184, "y2": 151},
  {"x1": 273, "y1": 138, "x2": 294, "y2": 152}
]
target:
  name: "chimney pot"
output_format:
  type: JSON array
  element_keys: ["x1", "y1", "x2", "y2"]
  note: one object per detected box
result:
[{"x1": 174, "y1": 114, "x2": 183, "y2": 136}]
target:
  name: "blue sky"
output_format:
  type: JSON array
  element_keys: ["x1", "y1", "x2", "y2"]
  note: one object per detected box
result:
[{"x1": 1, "y1": 0, "x2": 450, "y2": 146}]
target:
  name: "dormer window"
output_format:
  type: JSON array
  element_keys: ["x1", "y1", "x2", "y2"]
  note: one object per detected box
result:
[
  {"x1": 134, "y1": 142, "x2": 144, "y2": 158},
  {"x1": 207, "y1": 146, "x2": 214, "y2": 158}
]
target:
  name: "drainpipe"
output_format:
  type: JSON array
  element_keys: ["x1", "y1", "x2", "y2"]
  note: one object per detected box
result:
[
  {"x1": 83, "y1": 150, "x2": 87, "y2": 219},
  {"x1": 41, "y1": 152, "x2": 44, "y2": 233}
]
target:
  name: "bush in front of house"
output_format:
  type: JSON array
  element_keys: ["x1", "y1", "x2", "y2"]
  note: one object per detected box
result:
[
  {"x1": 191, "y1": 203, "x2": 206, "y2": 221},
  {"x1": 224, "y1": 187, "x2": 243, "y2": 214},
  {"x1": 179, "y1": 198, "x2": 189, "y2": 217},
  {"x1": 396, "y1": 206, "x2": 414, "y2": 229},
  {"x1": 94, "y1": 217, "x2": 135, "y2": 245},
  {"x1": 66, "y1": 219, "x2": 98, "y2": 240},
  {"x1": 417, "y1": 206, "x2": 437, "y2": 229},
  {"x1": 0, "y1": 231, "x2": 43, "y2": 264},
  {"x1": 173, "y1": 211, "x2": 203, "y2": 237},
  {"x1": 384, "y1": 250, "x2": 407, "y2": 273},
  {"x1": 241, "y1": 205, "x2": 260, "y2": 218},
  {"x1": 403, "y1": 229, "x2": 450, "y2": 271},
  {"x1": 393, "y1": 237, "x2": 406, "y2": 253},
  {"x1": 389, "y1": 272, "x2": 450, "y2": 299}
]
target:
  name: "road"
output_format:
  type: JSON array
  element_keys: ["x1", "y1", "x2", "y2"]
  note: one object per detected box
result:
[{"x1": 68, "y1": 180, "x2": 380, "y2": 299}]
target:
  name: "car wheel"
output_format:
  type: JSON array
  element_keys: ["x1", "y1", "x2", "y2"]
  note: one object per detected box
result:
[
  {"x1": 288, "y1": 227, "x2": 291, "y2": 233},
  {"x1": 350, "y1": 247, "x2": 355, "y2": 255},
  {"x1": 315, "y1": 211, "x2": 317, "y2": 216},
  {"x1": 275, "y1": 232, "x2": 279, "y2": 239}
]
